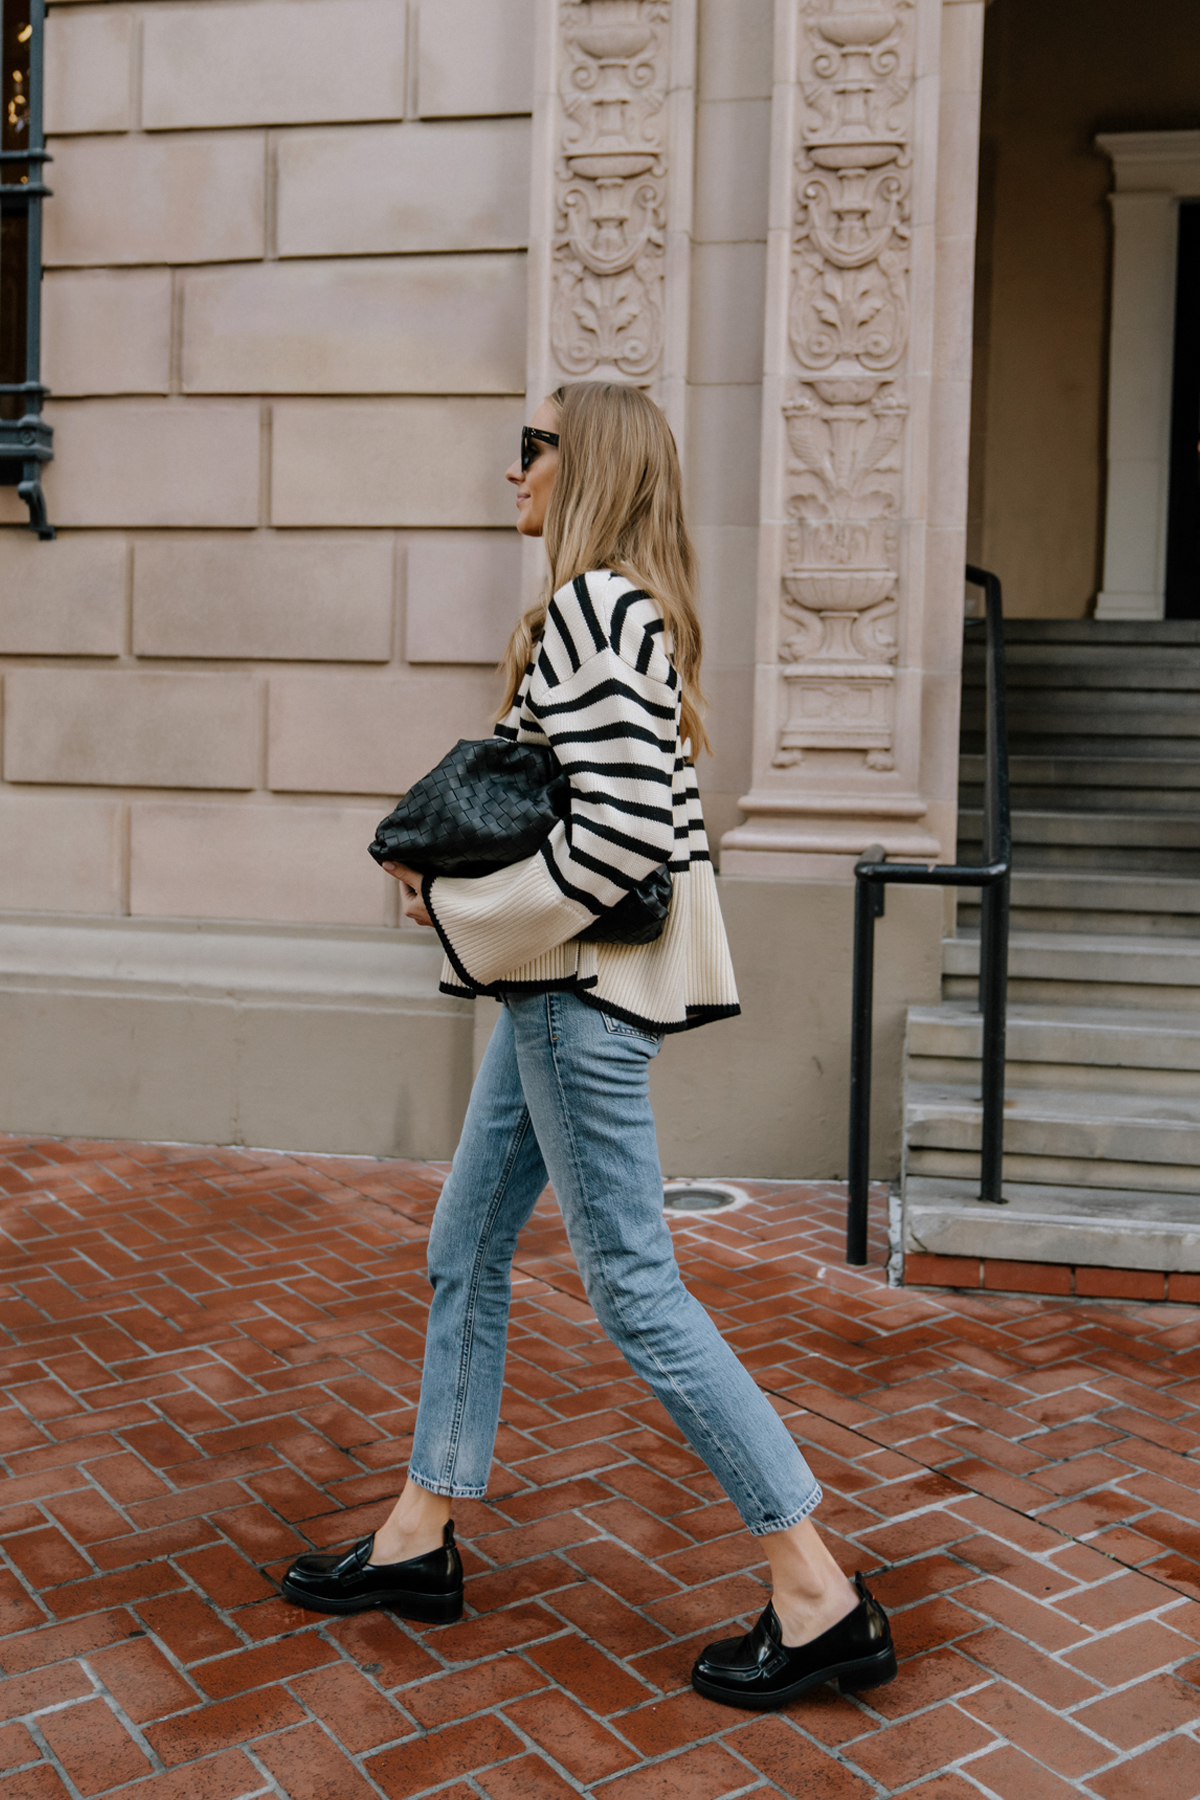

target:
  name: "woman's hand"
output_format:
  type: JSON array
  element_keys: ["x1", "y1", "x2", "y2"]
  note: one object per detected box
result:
[{"x1": 383, "y1": 861, "x2": 433, "y2": 929}]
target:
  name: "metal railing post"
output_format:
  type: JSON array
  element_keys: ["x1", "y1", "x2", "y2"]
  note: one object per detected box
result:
[
  {"x1": 845, "y1": 567, "x2": 1012, "y2": 1262},
  {"x1": 847, "y1": 857, "x2": 885, "y2": 1266}
]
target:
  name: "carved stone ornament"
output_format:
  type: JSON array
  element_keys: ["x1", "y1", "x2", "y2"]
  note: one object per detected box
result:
[
  {"x1": 774, "y1": 0, "x2": 915, "y2": 771},
  {"x1": 552, "y1": 0, "x2": 671, "y2": 382}
]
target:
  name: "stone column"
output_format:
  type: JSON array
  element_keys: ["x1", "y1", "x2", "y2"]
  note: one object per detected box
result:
[{"x1": 722, "y1": 0, "x2": 984, "y2": 874}]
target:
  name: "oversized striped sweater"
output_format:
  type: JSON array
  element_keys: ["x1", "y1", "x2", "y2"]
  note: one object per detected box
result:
[{"x1": 423, "y1": 569, "x2": 740, "y2": 1034}]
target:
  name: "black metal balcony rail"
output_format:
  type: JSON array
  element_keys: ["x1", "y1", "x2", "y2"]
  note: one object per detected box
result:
[
  {"x1": 0, "y1": 0, "x2": 54, "y2": 538},
  {"x1": 845, "y1": 564, "x2": 1011, "y2": 1266}
]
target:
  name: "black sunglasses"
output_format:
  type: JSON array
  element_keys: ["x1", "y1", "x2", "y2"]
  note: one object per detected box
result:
[{"x1": 521, "y1": 425, "x2": 560, "y2": 473}]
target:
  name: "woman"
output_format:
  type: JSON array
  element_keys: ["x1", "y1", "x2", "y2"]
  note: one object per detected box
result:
[{"x1": 281, "y1": 383, "x2": 895, "y2": 1710}]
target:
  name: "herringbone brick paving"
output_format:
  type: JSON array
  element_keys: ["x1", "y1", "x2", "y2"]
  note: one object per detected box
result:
[{"x1": 0, "y1": 1137, "x2": 1198, "y2": 1799}]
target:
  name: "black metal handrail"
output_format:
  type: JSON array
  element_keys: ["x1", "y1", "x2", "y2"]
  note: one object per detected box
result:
[{"x1": 845, "y1": 565, "x2": 1011, "y2": 1265}]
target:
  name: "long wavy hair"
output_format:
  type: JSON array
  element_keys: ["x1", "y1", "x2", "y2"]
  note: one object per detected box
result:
[{"x1": 498, "y1": 381, "x2": 709, "y2": 756}]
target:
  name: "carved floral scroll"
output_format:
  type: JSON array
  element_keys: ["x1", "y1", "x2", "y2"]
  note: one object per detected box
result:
[
  {"x1": 552, "y1": 0, "x2": 671, "y2": 383},
  {"x1": 774, "y1": 0, "x2": 915, "y2": 770}
]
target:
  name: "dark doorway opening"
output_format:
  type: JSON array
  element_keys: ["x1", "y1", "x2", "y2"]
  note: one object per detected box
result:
[{"x1": 1166, "y1": 201, "x2": 1200, "y2": 619}]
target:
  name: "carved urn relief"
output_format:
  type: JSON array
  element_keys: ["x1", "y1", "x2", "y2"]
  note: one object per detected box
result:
[
  {"x1": 776, "y1": 0, "x2": 914, "y2": 772},
  {"x1": 553, "y1": 0, "x2": 671, "y2": 383}
]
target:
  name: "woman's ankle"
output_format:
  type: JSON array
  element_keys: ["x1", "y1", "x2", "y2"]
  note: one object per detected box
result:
[{"x1": 369, "y1": 1481, "x2": 451, "y2": 1565}]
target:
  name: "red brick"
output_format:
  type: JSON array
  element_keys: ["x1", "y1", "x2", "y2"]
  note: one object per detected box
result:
[
  {"x1": 729, "y1": 1715, "x2": 876, "y2": 1799},
  {"x1": 0, "y1": 1763, "x2": 71, "y2": 1797},
  {"x1": 0, "y1": 1567, "x2": 51, "y2": 1635},
  {"x1": 1067, "y1": 1619, "x2": 1198, "y2": 1685},
  {"x1": 523, "y1": 1633, "x2": 653, "y2": 1715},
  {"x1": 428, "y1": 1602, "x2": 563, "y2": 1666},
  {"x1": 400, "y1": 1655, "x2": 546, "y2": 1729},
  {"x1": 88, "y1": 1637, "x2": 197, "y2": 1723},
  {"x1": 0, "y1": 1662, "x2": 97, "y2": 1720},
  {"x1": 194, "y1": 1631, "x2": 338, "y2": 1698},
  {"x1": 1085, "y1": 1734, "x2": 1200, "y2": 1800},
  {"x1": 550, "y1": 1582, "x2": 667, "y2": 1657},
  {"x1": 904, "y1": 1255, "x2": 981, "y2": 1290},
  {"x1": 89, "y1": 1453, "x2": 170, "y2": 1504},
  {"x1": 501, "y1": 1690, "x2": 637, "y2": 1783},
  {"x1": 1168, "y1": 1273, "x2": 1200, "y2": 1304},
  {"x1": 1075, "y1": 1672, "x2": 1200, "y2": 1750},
  {"x1": 848, "y1": 1702, "x2": 998, "y2": 1786},
  {"x1": 0, "y1": 1721, "x2": 38, "y2": 1769},
  {"x1": 960, "y1": 1682, "x2": 1108, "y2": 1777},
  {"x1": 39, "y1": 1698, "x2": 152, "y2": 1794},
  {"x1": 148, "y1": 1688, "x2": 303, "y2": 1768},
  {"x1": 982, "y1": 1261, "x2": 1072, "y2": 1297},
  {"x1": 98, "y1": 1747, "x2": 264, "y2": 1800},
  {"x1": 5, "y1": 1525, "x2": 92, "y2": 1589},
  {"x1": 42, "y1": 1490, "x2": 130, "y2": 1545},
  {"x1": 964, "y1": 1745, "x2": 1089, "y2": 1800},
  {"x1": 245, "y1": 1465, "x2": 335, "y2": 1521},
  {"x1": 173, "y1": 1544, "x2": 274, "y2": 1609},
  {"x1": 133, "y1": 1592, "x2": 240, "y2": 1663},
  {"x1": 596, "y1": 1742, "x2": 761, "y2": 1800},
  {"x1": 566, "y1": 1537, "x2": 680, "y2": 1606},
  {"x1": 367, "y1": 1714, "x2": 525, "y2": 1798},
  {"x1": 618, "y1": 1688, "x2": 729, "y2": 1757},
  {"x1": 254, "y1": 1719, "x2": 382, "y2": 1800},
  {"x1": 1075, "y1": 1267, "x2": 1167, "y2": 1301},
  {"x1": 475, "y1": 1753, "x2": 578, "y2": 1800},
  {"x1": 1054, "y1": 1569, "x2": 1179, "y2": 1630},
  {"x1": 289, "y1": 1661, "x2": 411, "y2": 1749}
]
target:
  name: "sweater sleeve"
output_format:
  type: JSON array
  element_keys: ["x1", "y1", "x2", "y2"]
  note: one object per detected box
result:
[{"x1": 423, "y1": 578, "x2": 679, "y2": 990}]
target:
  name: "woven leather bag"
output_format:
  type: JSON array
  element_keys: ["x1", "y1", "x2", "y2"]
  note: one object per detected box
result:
[{"x1": 369, "y1": 738, "x2": 672, "y2": 947}]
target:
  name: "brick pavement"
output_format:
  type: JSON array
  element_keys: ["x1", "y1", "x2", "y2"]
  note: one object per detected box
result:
[{"x1": 0, "y1": 1136, "x2": 1198, "y2": 1799}]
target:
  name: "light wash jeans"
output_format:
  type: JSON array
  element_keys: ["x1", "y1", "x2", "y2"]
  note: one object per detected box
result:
[{"x1": 408, "y1": 990, "x2": 822, "y2": 1536}]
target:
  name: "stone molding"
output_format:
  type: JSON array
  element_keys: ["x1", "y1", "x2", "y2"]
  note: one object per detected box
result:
[
  {"x1": 1095, "y1": 131, "x2": 1200, "y2": 622},
  {"x1": 775, "y1": 0, "x2": 914, "y2": 775},
  {"x1": 724, "y1": 0, "x2": 984, "y2": 871},
  {"x1": 551, "y1": 0, "x2": 672, "y2": 382}
]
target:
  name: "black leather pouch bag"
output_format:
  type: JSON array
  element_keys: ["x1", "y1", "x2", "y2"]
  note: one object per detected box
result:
[{"x1": 369, "y1": 738, "x2": 671, "y2": 946}]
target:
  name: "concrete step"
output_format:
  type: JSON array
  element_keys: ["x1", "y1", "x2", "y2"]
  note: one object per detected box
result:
[
  {"x1": 961, "y1": 784, "x2": 1200, "y2": 815},
  {"x1": 943, "y1": 931, "x2": 1200, "y2": 1009},
  {"x1": 960, "y1": 754, "x2": 1200, "y2": 791},
  {"x1": 902, "y1": 1175, "x2": 1200, "y2": 1272},
  {"x1": 955, "y1": 872, "x2": 1200, "y2": 937},
  {"x1": 963, "y1": 654, "x2": 1200, "y2": 690},
  {"x1": 908, "y1": 1000, "x2": 1200, "y2": 1072},
  {"x1": 964, "y1": 620, "x2": 1200, "y2": 645},
  {"x1": 905, "y1": 1081, "x2": 1200, "y2": 1190},
  {"x1": 961, "y1": 692, "x2": 1200, "y2": 737},
  {"x1": 958, "y1": 809, "x2": 1200, "y2": 875}
]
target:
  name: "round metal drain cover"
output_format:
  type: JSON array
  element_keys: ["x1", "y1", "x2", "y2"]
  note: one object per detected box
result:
[{"x1": 663, "y1": 1182, "x2": 745, "y2": 1214}]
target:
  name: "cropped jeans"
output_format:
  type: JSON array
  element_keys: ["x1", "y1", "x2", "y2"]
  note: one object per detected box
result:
[{"x1": 408, "y1": 990, "x2": 821, "y2": 1537}]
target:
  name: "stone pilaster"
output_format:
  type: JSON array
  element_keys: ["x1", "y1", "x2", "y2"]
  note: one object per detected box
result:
[
  {"x1": 723, "y1": 0, "x2": 972, "y2": 873},
  {"x1": 525, "y1": 0, "x2": 695, "y2": 436}
]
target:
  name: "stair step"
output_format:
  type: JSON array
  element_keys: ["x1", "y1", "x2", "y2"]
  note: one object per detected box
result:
[
  {"x1": 965, "y1": 620, "x2": 1200, "y2": 644},
  {"x1": 961, "y1": 755, "x2": 1200, "y2": 790},
  {"x1": 955, "y1": 871, "x2": 1200, "y2": 937},
  {"x1": 902, "y1": 1175, "x2": 1200, "y2": 1271},
  {"x1": 905, "y1": 1081, "x2": 1200, "y2": 1187},
  {"x1": 959, "y1": 810, "x2": 1200, "y2": 849},
  {"x1": 908, "y1": 1002, "x2": 1200, "y2": 1069},
  {"x1": 945, "y1": 931, "x2": 1200, "y2": 989}
]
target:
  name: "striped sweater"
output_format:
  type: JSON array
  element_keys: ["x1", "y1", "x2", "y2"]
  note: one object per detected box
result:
[{"x1": 424, "y1": 569, "x2": 740, "y2": 1034}]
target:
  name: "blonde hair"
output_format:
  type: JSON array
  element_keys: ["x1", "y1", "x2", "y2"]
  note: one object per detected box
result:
[{"x1": 499, "y1": 381, "x2": 709, "y2": 757}]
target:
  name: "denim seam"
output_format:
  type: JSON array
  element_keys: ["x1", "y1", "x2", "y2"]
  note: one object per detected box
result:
[
  {"x1": 543, "y1": 1015, "x2": 789, "y2": 1535},
  {"x1": 435, "y1": 1107, "x2": 535, "y2": 1494}
]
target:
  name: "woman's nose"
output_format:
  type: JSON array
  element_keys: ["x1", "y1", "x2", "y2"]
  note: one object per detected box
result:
[{"x1": 505, "y1": 461, "x2": 522, "y2": 485}]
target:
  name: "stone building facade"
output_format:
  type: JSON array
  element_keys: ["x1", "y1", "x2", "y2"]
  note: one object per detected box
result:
[{"x1": 1, "y1": 0, "x2": 1197, "y2": 1225}]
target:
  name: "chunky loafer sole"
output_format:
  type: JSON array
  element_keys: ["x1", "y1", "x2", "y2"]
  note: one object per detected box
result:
[
  {"x1": 279, "y1": 1524, "x2": 464, "y2": 1622},
  {"x1": 691, "y1": 1574, "x2": 897, "y2": 1712},
  {"x1": 692, "y1": 1638, "x2": 896, "y2": 1710},
  {"x1": 279, "y1": 1575, "x2": 463, "y2": 1623}
]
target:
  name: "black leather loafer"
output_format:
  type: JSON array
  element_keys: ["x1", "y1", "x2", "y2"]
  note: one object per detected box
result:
[
  {"x1": 279, "y1": 1524, "x2": 463, "y2": 1622},
  {"x1": 691, "y1": 1572, "x2": 896, "y2": 1710}
]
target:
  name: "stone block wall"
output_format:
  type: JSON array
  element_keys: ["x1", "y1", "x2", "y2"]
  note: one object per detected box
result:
[{"x1": 1, "y1": 0, "x2": 530, "y2": 931}]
